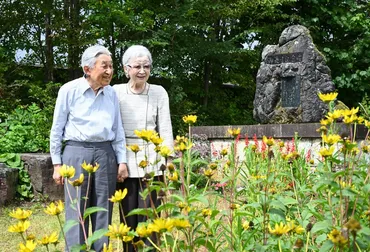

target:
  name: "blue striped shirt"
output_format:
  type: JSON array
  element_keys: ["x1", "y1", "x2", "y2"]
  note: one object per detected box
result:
[{"x1": 50, "y1": 77, "x2": 127, "y2": 164}]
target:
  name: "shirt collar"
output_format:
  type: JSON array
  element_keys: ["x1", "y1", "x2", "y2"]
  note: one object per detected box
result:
[{"x1": 79, "y1": 76, "x2": 105, "y2": 95}]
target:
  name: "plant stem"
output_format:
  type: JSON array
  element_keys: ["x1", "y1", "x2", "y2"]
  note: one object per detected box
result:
[
  {"x1": 147, "y1": 237, "x2": 161, "y2": 251},
  {"x1": 57, "y1": 215, "x2": 69, "y2": 251},
  {"x1": 305, "y1": 231, "x2": 310, "y2": 252}
]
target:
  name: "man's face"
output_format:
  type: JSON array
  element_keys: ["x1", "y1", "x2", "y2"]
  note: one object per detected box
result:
[{"x1": 86, "y1": 54, "x2": 113, "y2": 88}]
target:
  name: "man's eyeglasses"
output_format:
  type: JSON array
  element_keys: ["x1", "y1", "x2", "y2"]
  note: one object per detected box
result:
[{"x1": 126, "y1": 64, "x2": 151, "y2": 71}]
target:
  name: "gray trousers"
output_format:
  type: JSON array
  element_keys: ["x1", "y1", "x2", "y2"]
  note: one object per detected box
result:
[
  {"x1": 62, "y1": 141, "x2": 117, "y2": 252},
  {"x1": 116, "y1": 176, "x2": 163, "y2": 252}
]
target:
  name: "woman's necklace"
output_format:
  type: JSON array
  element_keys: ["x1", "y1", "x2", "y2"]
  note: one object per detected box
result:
[{"x1": 128, "y1": 83, "x2": 147, "y2": 95}]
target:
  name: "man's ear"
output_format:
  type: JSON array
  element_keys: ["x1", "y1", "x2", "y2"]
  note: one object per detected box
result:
[{"x1": 83, "y1": 66, "x2": 91, "y2": 75}]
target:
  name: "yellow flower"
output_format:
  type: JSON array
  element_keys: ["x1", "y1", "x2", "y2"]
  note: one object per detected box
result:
[
  {"x1": 44, "y1": 200, "x2": 64, "y2": 216},
  {"x1": 59, "y1": 164, "x2": 76, "y2": 178},
  {"x1": 343, "y1": 114, "x2": 359, "y2": 124},
  {"x1": 81, "y1": 161, "x2": 99, "y2": 173},
  {"x1": 344, "y1": 218, "x2": 361, "y2": 233},
  {"x1": 38, "y1": 231, "x2": 58, "y2": 245},
  {"x1": 159, "y1": 145, "x2": 172, "y2": 158},
  {"x1": 26, "y1": 234, "x2": 36, "y2": 241},
  {"x1": 176, "y1": 201, "x2": 187, "y2": 209},
  {"x1": 227, "y1": 128, "x2": 241, "y2": 138},
  {"x1": 103, "y1": 243, "x2": 113, "y2": 252},
  {"x1": 138, "y1": 160, "x2": 149, "y2": 168},
  {"x1": 127, "y1": 144, "x2": 141, "y2": 153},
  {"x1": 319, "y1": 145, "x2": 335, "y2": 158},
  {"x1": 122, "y1": 235, "x2": 134, "y2": 242},
  {"x1": 8, "y1": 220, "x2": 31, "y2": 233},
  {"x1": 202, "y1": 208, "x2": 212, "y2": 217},
  {"x1": 242, "y1": 221, "x2": 250, "y2": 230},
  {"x1": 327, "y1": 229, "x2": 347, "y2": 246},
  {"x1": 19, "y1": 240, "x2": 37, "y2": 252},
  {"x1": 106, "y1": 223, "x2": 131, "y2": 240},
  {"x1": 342, "y1": 107, "x2": 359, "y2": 116},
  {"x1": 167, "y1": 162, "x2": 175, "y2": 171},
  {"x1": 262, "y1": 136, "x2": 275, "y2": 146},
  {"x1": 9, "y1": 208, "x2": 32, "y2": 220},
  {"x1": 318, "y1": 92, "x2": 338, "y2": 103},
  {"x1": 294, "y1": 225, "x2": 305, "y2": 234},
  {"x1": 168, "y1": 171, "x2": 179, "y2": 182},
  {"x1": 150, "y1": 135, "x2": 164, "y2": 146},
  {"x1": 229, "y1": 203, "x2": 240, "y2": 210},
  {"x1": 208, "y1": 162, "x2": 218, "y2": 170},
  {"x1": 109, "y1": 189, "x2": 128, "y2": 203},
  {"x1": 204, "y1": 168, "x2": 214, "y2": 178},
  {"x1": 220, "y1": 148, "x2": 228, "y2": 156},
  {"x1": 322, "y1": 134, "x2": 341, "y2": 145},
  {"x1": 148, "y1": 218, "x2": 174, "y2": 233},
  {"x1": 269, "y1": 222, "x2": 290, "y2": 236},
  {"x1": 134, "y1": 129, "x2": 156, "y2": 142},
  {"x1": 364, "y1": 120, "x2": 370, "y2": 128},
  {"x1": 68, "y1": 173, "x2": 84, "y2": 187},
  {"x1": 326, "y1": 110, "x2": 342, "y2": 120},
  {"x1": 136, "y1": 224, "x2": 153, "y2": 238},
  {"x1": 173, "y1": 218, "x2": 191, "y2": 229},
  {"x1": 133, "y1": 240, "x2": 145, "y2": 249},
  {"x1": 320, "y1": 118, "x2": 332, "y2": 126},
  {"x1": 182, "y1": 115, "x2": 197, "y2": 124},
  {"x1": 174, "y1": 140, "x2": 193, "y2": 152}
]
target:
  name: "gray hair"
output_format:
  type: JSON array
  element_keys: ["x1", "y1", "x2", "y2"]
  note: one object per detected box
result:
[
  {"x1": 122, "y1": 45, "x2": 152, "y2": 66},
  {"x1": 81, "y1": 45, "x2": 111, "y2": 73}
]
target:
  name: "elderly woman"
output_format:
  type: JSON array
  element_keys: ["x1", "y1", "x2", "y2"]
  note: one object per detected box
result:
[
  {"x1": 50, "y1": 45, "x2": 127, "y2": 251},
  {"x1": 113, "y1": 45, "x2": 174, "y2": 251}
]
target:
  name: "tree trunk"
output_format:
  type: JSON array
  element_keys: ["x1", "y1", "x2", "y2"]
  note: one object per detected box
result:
[
  {"x1": 44, "y1": 0, "x2": 54, "y2": 82},
  {"x1": 203, "y1": 60, "x2": 211, "y2": 107},
  {"x1": 65, "y1": 0, "x2": 81, "y2": 79}
]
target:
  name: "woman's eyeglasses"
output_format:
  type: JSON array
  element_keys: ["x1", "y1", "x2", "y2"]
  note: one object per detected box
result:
[{"x1": 126, "y1": 64, "x2": 151, "y2": 71}]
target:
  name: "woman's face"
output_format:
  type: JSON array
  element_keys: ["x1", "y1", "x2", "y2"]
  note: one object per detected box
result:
[{"x1": 125, "y1": 56, "x2": 151, "y2": 85}]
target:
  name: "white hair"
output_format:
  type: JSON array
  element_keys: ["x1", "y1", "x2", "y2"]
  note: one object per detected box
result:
[
  {"x1": 122, "y1": 45, "x2": 152, "y2": 66},
  {"x1": 81, "y1": 45, "x2": 111, "y2": 73}
]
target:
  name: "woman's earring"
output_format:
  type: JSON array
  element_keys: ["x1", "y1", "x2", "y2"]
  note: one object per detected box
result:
[{"x1": 125, "y1": 72, "x2": 129, "y2": 78}]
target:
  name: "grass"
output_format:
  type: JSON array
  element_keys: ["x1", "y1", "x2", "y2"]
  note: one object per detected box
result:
[{"x1": 0, "y1": 200, "x2": 122, "y2": 251}]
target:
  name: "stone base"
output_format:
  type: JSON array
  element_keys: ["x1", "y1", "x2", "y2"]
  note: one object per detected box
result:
[
  {"x1": 0, "y1": 163, "x2": 18, "y2": 206},
  {"x1": 21, "y1": 153, "x2": 64, "y2": 201}
]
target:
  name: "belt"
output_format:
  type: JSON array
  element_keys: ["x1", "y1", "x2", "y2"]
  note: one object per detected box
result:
[{"x1": 66, "y1": 140, "x2": 112, "y2": 148}]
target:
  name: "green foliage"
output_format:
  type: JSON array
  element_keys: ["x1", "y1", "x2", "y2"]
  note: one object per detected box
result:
[
  {"x1": 0, "y1": 153, "x2": 33, "y2": 200},
  {"x1": 0, "y1": 103, "x2": 50, "y2": 153}
]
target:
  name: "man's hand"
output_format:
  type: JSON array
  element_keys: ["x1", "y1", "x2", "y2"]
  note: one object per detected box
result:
[
  {"x1": 117, "y1": 163, "x2": 128, "y2": 183},
  {"x1": 53, "y1": 164, "x2": 64, "y2": 185}
]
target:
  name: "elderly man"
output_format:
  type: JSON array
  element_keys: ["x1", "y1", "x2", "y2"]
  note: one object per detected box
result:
[{"x1": 50, "y1": 45, "x2": 128, "y2": 251}]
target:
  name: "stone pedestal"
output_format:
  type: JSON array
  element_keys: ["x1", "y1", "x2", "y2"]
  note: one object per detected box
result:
[
  {"x1": 21, "y1": 153, "x2": 64, "y2": 201},
  {"x1": 0, "y1": 163, "x2": 18, "y2": 206}
]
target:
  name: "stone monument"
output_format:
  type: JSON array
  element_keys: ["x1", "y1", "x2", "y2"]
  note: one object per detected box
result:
[{"x1": 253, "y1": 25, "x2": 335, "y2": 124}]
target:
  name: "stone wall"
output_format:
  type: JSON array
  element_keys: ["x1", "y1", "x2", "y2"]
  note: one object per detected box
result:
[
  {"x1": 192, "y1": 123, "x2": 367, "y2": 162},
  {"x1": 0, "y1": 163, "x2": 18, "y2": 206},
  {"x1": 21, "y1": 153, "x2": 64, "y2": 201}
]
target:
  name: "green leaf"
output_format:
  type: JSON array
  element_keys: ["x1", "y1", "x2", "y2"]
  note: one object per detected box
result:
[
  {"x1": 319, "y1": 240, "x2": 333, "y2": 252},
  {"x1": 71, "y1": 244, "x2": 86, "y2": 252},
  {"x1": 87, "y1": 228, "x2": 108, "y2": 246},
  {"x1": 278, "y1": 196, "x2": 298, "y2": 205},
  {"x1": 126, "y1": 208, "x2": 155, "y2": 218},
  {"x1": 359, "y1": 226, "x2": 370, "y2": 236},
  {"x1": 188, "y1": 195, "x2": 208, "y2": 205},
  {"x1": 363, "y1": 184, "x2": 370, "y2": 193},
  {"x1": 311, "y1": 220, "x2": 331, "y2": 234},
  {"x1": 156, "y1": 202, "x2": 176, "y2": 212},
  {"x1": 83, "y1": 207, "x2": 108, "y2": 220},
  {"x1": 63, "y1": 220, "x2": 79, "y2": 234}
]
